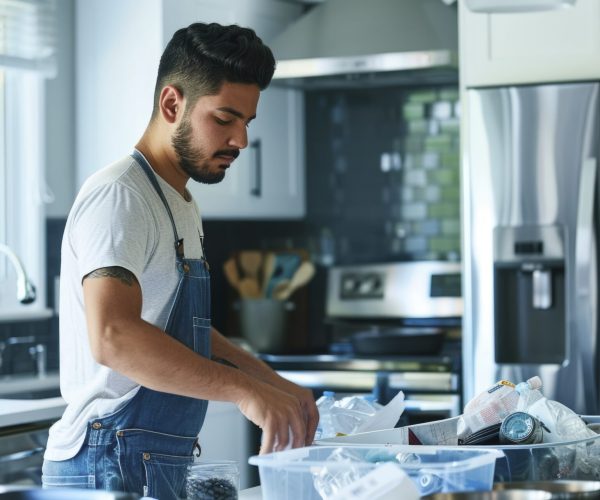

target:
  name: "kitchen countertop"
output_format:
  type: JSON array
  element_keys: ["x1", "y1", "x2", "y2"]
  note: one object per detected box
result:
[
  {"x1": 0, "y1": 372, "x2": 65, "y2": 428},
  {"x1": 0, "y1": 396, "x2": 66, "y2": 428},
  {"x1": 240, "y1": 485, "x2": 262, "y2": 499},
  {"x1": 0, "y1": 372, "x2": 60, "y2": 396}
]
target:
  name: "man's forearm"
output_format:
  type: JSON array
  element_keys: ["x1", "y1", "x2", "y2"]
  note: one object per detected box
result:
[
  {"x1": 92, "y1": 317, "x2": 255, "y2": 404},
  {"x1": 210, "y1": 327, "x2": 284, "y2": 386}
]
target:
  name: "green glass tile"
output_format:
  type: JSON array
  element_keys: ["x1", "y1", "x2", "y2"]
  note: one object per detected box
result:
[
  {"x1": 408, "y1": 120, "x2": 428, "y2": 134},
  {"x1": 438, "y1": 89, "x2": 460, "y2": 101},
  {"x1": 403, "y1": 102, "x2": 425, "y2": 120},
  {"x1": 428, "y1": 202, "x2": 460, "y2": 218},
  {"x1": 441, "y1": 186, "x2": 461, "y2": 202},
  {"x1": 427, "y1": 168, "x2": 460, "y2": 185},
  {"x1": 441, "y1": 219, "x2": 461, "y2": 235},
  {"x1": 425, "y1": 134, "x2": 453, "y2": 149},
  {"x1": 441, "y1": 152, "x2": 460, "y2": 168},
  {"x1": 429, "y1": 236, "x2": 461, "y2": 253},
  {"x1": 440, "y1": 119, "x2": 460, "y2": 133},
  {"x1": 407, "y1": 90, "x2": 438, "y2": 103}
]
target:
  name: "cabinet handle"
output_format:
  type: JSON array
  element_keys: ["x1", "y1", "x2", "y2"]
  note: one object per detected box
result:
[{"x1": 250, "y1": 139, "x2": 261, "y2": 197}]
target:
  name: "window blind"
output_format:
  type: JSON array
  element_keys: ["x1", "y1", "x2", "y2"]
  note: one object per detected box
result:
[{"x1": 0, "y1": 0, "x2": 56, "y2": 75}]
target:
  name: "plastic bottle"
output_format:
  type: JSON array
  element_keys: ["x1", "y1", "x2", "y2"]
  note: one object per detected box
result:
[
  {"x1": 314, "y1": 391, "x2": 336, "y2": 440},
  {"x1": 515, "y1": 376, "x2": 544, "y2": 411}
]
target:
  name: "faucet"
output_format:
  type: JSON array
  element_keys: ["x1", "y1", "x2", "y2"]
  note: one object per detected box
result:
[
  {"x1": 0, "y1": 336, "x2": 47, "y2": 376},
  {"x1": 0, "y1": 244, "x2": 36, "y2": 304},
  {"x1": 29, "y1": 343, "x2": 47, "y2": 377}
]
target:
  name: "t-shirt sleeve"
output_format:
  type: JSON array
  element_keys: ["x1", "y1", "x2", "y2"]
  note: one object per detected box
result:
[{"x1": 68, "y1": 182, "x2": 155, "y2": 284}]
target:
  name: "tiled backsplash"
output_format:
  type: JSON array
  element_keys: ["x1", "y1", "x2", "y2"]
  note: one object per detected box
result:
[{"x1": 305, "y1": 84, "x2": 461, "y2": 264}]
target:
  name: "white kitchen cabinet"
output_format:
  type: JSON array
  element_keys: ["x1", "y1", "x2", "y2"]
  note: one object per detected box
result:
[
  {"x1": 459, "y1": 0, "x2": 600, "y2": 87},
  {"x1": 76, "y1": 0, "x2": 305, "y2": 218}
]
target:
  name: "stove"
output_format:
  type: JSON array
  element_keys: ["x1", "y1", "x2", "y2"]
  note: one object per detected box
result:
[{"x1": 262, "y1": 261, "x2": 464, "y2": 425}]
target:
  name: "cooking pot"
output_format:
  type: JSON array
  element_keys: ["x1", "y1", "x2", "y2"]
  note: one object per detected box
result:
[
  {"x1": 423, "y1": 490, "x2": 552, "y2": 500},
  {"x1": 494, "y1": 481, "x2": 600, "y2": 499},
  {"x1": 0, "y1": 487, "x2": 139, "y2": 499},
  {"x1": 351, "y1": 327, "x2": 445, "y2": 355}
]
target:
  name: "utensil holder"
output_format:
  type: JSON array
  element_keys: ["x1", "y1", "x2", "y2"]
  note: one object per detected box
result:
[{"x1": 238, "y1": 299, "x2": 292, "y2": 353}]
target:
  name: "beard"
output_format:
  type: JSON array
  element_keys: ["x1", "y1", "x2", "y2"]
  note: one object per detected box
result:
[{"x1": 171, "y1": 118, "x2": 238, "y2": 185}]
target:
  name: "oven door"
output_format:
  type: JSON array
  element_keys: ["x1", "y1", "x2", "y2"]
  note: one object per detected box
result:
[{"x1": 277, "y1": 369, "x2": 460, "y2": 426}]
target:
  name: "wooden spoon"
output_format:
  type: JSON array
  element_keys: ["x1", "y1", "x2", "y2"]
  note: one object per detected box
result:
[
  {"x1": 223, "y1": 258, "x2": 241, "y2": 291},
  {"x1": 238, "y1": 251, "x2": 262, "y2": 281},
  {"x1": 238, "y1": 278, "x2": 262, "y2": 299},
  {"x1": 271, "y1": 279, "x2": 291, "y2": 301},
  {"x1": 274, "y1": 262, "x2": 316, "y2": 300}
]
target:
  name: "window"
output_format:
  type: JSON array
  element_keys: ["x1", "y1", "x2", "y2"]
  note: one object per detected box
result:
[{"x1": 0, "y1": 0, "x2": 56, "y2": 317}]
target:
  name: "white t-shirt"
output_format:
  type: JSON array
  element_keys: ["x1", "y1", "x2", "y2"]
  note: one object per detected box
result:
[{"x1": 45, "y1": 153, "x2": 205, "y2": 461}]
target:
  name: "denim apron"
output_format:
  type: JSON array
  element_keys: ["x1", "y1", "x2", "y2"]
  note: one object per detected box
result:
[{"x1": 43, "y1": 150, "x2": 211, "y2": 499}]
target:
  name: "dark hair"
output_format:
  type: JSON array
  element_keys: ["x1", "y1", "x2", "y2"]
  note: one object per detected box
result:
[{"x1": 151, "y1": 22, "x2": 275, "y2": 118}]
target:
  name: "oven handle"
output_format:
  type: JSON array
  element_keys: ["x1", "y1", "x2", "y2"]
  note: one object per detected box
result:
[{"x1": 0, "y1": 447, "x2": 44, "y2": 464}]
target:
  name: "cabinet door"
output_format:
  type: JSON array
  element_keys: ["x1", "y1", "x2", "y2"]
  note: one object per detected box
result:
[
  {"x1": 190, "y1": 87, "x2": 305, "y2": 219},
  {"x1": 164, "y1": 0, "x2": 306, "y2": 219},
  {"x1": 460, "y1": 0, "x2": 600, "y2": 86}
]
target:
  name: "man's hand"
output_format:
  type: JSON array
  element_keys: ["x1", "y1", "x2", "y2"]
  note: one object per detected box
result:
[
  {"x1": 269, "y1": 377, "x2": 319, "y2": 446},
  {"x1": 235, "y1": 378, "x2": 307, "y2": 454}
]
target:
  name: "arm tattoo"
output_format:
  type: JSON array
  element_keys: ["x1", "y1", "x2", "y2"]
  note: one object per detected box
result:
[{"x1": 84, "y1": 266, "x2": 138, "y2": 286}]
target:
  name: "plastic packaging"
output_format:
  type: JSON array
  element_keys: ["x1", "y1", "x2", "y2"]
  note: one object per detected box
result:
[
  {"x1": 315, "y1": 391, "x2": 336, "y2": 440},
  {"x1": 331, "y1": 394, "x2": 382, "y2": 435},
  {"x1": 458, "y1": 380, "x2": 519, "y2": 440},
  {"x1": 186, "y1": 460, "x2": 239, "y2": 500}
]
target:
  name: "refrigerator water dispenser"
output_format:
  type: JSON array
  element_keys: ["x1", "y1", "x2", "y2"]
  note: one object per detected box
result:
[{"x1": 493, "y1": 225, "x2": 566, "y2": 364}]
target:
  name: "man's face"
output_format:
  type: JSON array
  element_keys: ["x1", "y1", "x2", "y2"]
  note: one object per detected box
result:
[{"x1": 172, "y1": 82, "x2": 260, "y2": 184}]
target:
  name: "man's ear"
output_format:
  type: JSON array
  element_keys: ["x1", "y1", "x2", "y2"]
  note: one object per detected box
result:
[{"x1": 158, "y1": 85, "x2": 185, "y2": 124}]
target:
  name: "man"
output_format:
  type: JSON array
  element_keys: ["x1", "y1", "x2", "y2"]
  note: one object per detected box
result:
[{"x1": 42, "y1": 22, "x2": 318, "y2": 498}]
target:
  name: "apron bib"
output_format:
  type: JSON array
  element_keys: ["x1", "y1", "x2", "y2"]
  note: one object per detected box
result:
[{"x1": 89, "y1": 150, "x2": 211, "y2": 499}]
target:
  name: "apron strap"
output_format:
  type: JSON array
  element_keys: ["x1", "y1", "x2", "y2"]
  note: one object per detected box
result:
[{"x1": 131, "y1": 149, "x2": 184, "y2": 258}]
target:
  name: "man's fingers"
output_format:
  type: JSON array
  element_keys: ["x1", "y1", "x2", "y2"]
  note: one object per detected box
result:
[
  {"x1": 290, "y1": 415, "x2": 306, "y2": 449},
  {"x1": 305, "y1": 405, "x2": 319, "y2": 444},
  {"x1": 260, "y1": 426, "x2": 275, "y2": 455}
]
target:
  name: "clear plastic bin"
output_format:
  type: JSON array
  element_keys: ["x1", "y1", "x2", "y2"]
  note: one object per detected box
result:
[
  {"x1": 318, "y1": 416, "x2": 600, "y2": 483},
  {"x1": 249, "y1": 445, "x2": 502, "y2": 500},
  {"x1": 489, "y1": 433, "x2": 600, "y2": 482}
]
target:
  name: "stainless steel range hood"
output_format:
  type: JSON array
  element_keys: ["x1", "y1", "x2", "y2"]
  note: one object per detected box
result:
[{"x1": 270, "y1": 0, "x2": 458, "y2": 89}]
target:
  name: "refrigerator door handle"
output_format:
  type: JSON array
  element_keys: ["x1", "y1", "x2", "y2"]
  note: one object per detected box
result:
[{"x1": 575, "y1": 158, "x2": 597, "y2": 297}]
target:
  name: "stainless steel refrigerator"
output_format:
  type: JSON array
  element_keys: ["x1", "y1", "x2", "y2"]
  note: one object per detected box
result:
[{"x1": 463, "y1": 82, "x2": 600, "y2": 415}]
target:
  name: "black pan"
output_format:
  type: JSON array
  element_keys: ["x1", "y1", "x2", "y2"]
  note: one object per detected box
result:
[{"x1": 351, "y1": 327, "x2": 445, "y2": 356}]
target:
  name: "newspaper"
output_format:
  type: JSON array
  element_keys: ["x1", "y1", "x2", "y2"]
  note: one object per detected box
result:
[{"x1": 317, "y1": 416, "x2": 460, "y2": 446}]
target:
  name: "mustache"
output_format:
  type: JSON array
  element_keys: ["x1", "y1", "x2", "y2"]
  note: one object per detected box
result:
[{"x1": 213, "y1": 149, "x2": 239, "y2": 159}]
